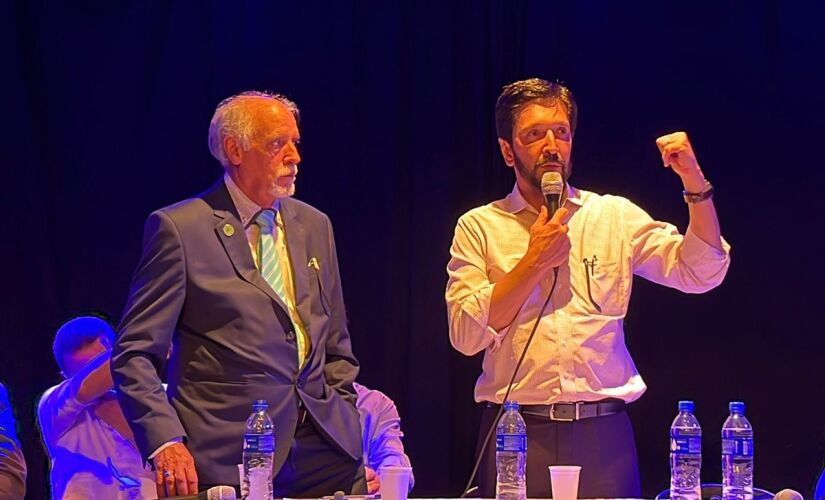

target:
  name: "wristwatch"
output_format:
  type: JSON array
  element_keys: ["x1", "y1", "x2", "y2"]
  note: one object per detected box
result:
[{"x1": 683, "y1": 181, "x2": 714, "y2": 204}]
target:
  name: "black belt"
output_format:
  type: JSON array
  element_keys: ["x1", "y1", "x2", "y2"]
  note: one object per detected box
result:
[{"x1": 488, "y1": 399, "x2": 625, "y2": 422}]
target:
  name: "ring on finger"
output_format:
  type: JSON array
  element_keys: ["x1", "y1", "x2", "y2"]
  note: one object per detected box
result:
[{"x1": 163, "y1": 470, "x2": 173, "y2": 478}]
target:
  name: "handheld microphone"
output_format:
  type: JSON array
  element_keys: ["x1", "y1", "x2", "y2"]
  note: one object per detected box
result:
[
  {"x1": 164, "y1": 485, "x2": 237, "y2": 500},
  {"x1": 541, "y1": 171, "x2": 564, "y2": 216},
  {"x1": 773, "y1": 489, "x2": 803, "y2": 500}
]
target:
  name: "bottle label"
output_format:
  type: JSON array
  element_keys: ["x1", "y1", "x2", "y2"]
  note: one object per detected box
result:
[
  {"x1": 670, "y1": 436, "x2": 701, "y2": 454},
  {"x1": 722, "y1": 437, "x2": 753, "y2": 457},
  {"x1": 244, "y1": 434, "x2": 275, "y2": 454},
  {"x1": 496, "y1": 434, "x2": 527, "y2": 452}
]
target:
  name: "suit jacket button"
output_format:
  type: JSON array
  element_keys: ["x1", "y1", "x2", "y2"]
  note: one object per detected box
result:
[
  {"x1": 296, "y1": 379, "x2": 304, "y2": 389},
  {"x1": 286, "y1": 330, "x2": 295, "y2": 341}
]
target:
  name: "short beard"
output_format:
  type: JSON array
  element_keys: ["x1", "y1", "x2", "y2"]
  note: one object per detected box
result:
[
  {"x1": 271, "y1": 164, "x2": 298, "y2": 199},
  {"x1": 514, "y1": 153, "x2": 573, "y2": 191},
  {"x1": 272, "y1": 183, "x2": 296, "y2": 199}
]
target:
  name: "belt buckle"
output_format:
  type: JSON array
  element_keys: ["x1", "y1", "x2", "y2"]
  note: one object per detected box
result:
[{"x1": 550, "y1": 402, "x2": 580, "y2": 422}]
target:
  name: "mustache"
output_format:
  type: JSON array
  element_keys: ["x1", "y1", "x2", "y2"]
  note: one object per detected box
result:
[
  {"x1": 536, "y1": 158, "x2": 564, "y2": 168},
  {"x1": 536, "y1": 152, "x2": 564, "y2": 166},
  {"x1": 276, "y1": 164, "x2": 299, "y2": 176}
]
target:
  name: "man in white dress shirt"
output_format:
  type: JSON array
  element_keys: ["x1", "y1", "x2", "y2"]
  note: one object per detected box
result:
[
  {"x1": 354, "y1": 383, "x2": 414, "y2": 494},
  {"x1": 446, "y1": 78, "x2": 730, "y2": 498},
  {"x1": 38, "y1": 316, "x2": 155, "y2": 499}
]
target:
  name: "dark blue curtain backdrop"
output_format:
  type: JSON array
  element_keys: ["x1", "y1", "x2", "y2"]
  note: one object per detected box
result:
[{"x1": 3, "y1": 1, "x2": 824, "y2": 498}]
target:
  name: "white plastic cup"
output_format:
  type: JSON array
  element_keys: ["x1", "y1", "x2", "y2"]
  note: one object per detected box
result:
[
  {"x1": 548, "y1": 465, "x2": 581, "y2": 500},
  {"x1": 379, "y1": 465, "x2": 412, "y2": 500}
]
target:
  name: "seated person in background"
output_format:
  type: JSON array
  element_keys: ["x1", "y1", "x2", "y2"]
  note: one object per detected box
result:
[
  {"x1": 0, "y1": 382, "x2": 27, "y2": 499},
  {"x1": 354, "y1": 382, "x2": 414, "y2": 494},
  {"x1": 38, "y1": 316, "x2": 155, "y2": 499}
]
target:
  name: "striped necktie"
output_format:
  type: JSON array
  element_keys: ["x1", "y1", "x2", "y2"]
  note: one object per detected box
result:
[{"x1": 255, "y1": 209, "x2": 304, "y2": 366}]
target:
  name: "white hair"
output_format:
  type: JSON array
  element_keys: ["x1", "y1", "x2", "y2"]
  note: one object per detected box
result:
[{"x1": 207, "y1": 90, "x2": 300, "y2": 167}]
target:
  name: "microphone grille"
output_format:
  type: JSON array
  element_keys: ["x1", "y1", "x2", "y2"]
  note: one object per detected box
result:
[
  {"x1": 541, "y1": 171, "x2": 564, "y2": 195},
  {"x1": 773, "y1": 489, "x2": 803, "y2": 500},
  {"x1": 207, "y1": 485, "x2": 237, "y2": 500}
]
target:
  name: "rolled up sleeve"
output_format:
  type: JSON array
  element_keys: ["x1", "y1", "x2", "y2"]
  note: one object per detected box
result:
[
  {"x1": 446, "y1": 217, "x2": 506, "y2": 355},
  {"x1": 37, "y1": 383, "x2": 92, "y2": 450},
  {"x1": 624, "y1": 198, "x2": 731, "y2": 292}
]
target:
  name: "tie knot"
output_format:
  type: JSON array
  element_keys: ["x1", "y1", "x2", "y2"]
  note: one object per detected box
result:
[{"x1": 255, "y1": 209, "x2": 276, "y2": 233}]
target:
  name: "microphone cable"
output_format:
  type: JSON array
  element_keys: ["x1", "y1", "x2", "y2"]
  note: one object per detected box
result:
[{"x1": 460, "y1": 266, "x2": 560, "y2": 497}]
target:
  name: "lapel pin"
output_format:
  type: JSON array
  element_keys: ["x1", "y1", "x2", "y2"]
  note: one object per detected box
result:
[
  {"x1": 308, "y1": 257, "x2": 320, "y2": 270},
  {"x1": 223, "y1": 224, "x2": 235, "y2": 237}
]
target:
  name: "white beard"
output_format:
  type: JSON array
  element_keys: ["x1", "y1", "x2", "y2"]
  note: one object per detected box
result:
[
  {"x1": 271, "y1": 164, "x2": 298, "y2": 199},
  {"x1": 272, "y1": 182, "x2": 296, "y2": 199}
]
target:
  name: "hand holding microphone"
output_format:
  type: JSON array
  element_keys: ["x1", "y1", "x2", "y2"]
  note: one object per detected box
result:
[{"x1": 525, "y1": 172, "x2": 570, "y2": 270}]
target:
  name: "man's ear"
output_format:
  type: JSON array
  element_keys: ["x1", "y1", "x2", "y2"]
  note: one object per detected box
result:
[
  {"x1": 223, "y1": 135, "x2": 243, "y2": 167},
  {"x1": 498, "y1": 138, "x2": 515, "y2": 167}
]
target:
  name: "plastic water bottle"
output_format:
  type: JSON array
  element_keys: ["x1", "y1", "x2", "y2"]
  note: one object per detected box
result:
[
  {"x1": 243, "y1": 400, "x2": 274, "y2": 500},
  {"x1": 670, "y1": 400, "x2": 702, "y2": 500},
  {"x1": 722, "y1": 401, "x2": 754, "y2": 500},
  {"x1": 496, "y1": 401, "x2": 527, "y2": 500}
]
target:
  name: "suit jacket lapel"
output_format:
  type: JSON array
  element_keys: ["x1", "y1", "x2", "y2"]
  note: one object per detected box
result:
[
  {"x1": 279, "y1": 200, "x2": 313, "y2": 339},
  {"x1": 202, "y1": 181, "x2": 290, "y2": 313}
]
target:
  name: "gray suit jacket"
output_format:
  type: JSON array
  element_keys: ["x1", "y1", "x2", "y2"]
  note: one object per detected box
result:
[{"x1": 112, "y1": 180, "x2": 362, "y2": 485}]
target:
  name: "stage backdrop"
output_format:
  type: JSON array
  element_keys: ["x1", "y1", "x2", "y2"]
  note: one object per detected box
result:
[{"x1": 3, "y1": 1, "x2": 824, "y2": 498}]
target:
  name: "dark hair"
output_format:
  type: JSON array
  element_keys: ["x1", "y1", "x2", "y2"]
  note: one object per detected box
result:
[
  {"x1": 495, "y1": 78, "x2": 578, "y2": 143},
  {"x1": 52, "y1": 314, "x2": 116, "y2": 373}
]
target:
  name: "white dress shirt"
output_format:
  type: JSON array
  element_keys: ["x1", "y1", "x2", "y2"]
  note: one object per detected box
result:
[
  {"x1": 354, "y1": 383, "x2": 414, "y2": 490},
  {"x1": 39, "y1": 383, "x2": 155, "y2": 499},
  {"x1": 446, "y1": 183, "x2": 731, "y2": 405}
]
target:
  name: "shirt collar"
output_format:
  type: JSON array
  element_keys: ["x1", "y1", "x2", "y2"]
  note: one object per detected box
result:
[
  {"x1": 504, "y1": 182, "x2": 584, "y2": 214},
  {"x1": 223, "y1": 173, "x2": 280, "y2": 227}
]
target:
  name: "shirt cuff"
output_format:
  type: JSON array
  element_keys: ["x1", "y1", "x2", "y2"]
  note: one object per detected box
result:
[
  {"x1": 149, "y1": 437, "x2": 183, "y2": 460},
  {"x1": 487, "y1": 326, "x2": 507, "y2": 352},
  {"x1": 680, "y1": 227, "x2": 731, "y2": 267}
]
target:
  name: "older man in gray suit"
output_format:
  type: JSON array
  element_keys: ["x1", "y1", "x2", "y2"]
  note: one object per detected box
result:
[{"x1": 112, "y1": 91, "x2": 365, "y2": 498}]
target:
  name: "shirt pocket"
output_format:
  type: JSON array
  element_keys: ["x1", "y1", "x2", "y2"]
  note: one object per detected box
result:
[
  {"x1": 308, "y1": 262, "x2": 333, "y2": 318},
  {"x1": 581, "y1": 256, "x2": 628, "y2": 316}
]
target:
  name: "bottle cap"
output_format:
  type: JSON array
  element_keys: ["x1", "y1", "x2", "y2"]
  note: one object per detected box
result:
[
  {"x1": 729, "y1": 401, "x2": 745, "y2": 413},
  {"x1": 678, "y1": 400, "x2": 695, "y2": 412},
  {"x1": 503, "y1": 400, "x2": 520, "y2": 411},
  {"x1": 253, "y1": 399, "x2": 269, "y2": 410}
]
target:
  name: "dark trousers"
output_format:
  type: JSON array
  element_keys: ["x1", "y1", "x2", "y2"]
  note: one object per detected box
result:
[
  {"x1": 203, "y1": 417, "x2": 366, "y2": 498},
  {"x1": 273, "y1": 416, "x2": 366, "y2": 498},
  {"x1": 477, "y1": 403, "x2": 641, "y2": 499}
]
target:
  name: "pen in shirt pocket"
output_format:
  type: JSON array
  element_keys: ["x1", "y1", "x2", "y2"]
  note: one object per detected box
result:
[{"x1": 582, "y1": 255, "x2": 602, "y2": 313}]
